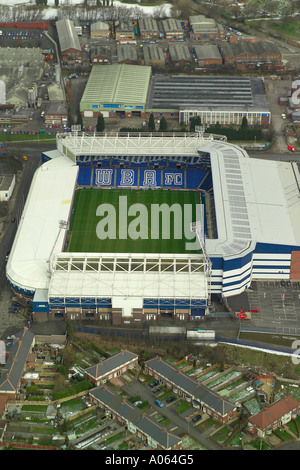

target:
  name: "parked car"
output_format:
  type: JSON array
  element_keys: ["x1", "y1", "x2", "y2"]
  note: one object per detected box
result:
[
  {"x1": 153, "y1": 387, "x2": 161, "y2": 394},
  {"x1": 150, "y1": 381, "x2": 159, "y2": 388},
  {"x1": 133, "y1": 401, "x2": 142, "y2": 407},
  {"x1": 166, "y1": 397, "x2": 176, "y2": 404},
  {"x1": 192, "y1": 415, "x2": 202, "y2": 423},
  {"x1": 288, "y1": 145, "x2": 295, "y2": 152},
  {"x1": 155, "y1": 399, "x2": 164, "y2": 407}
]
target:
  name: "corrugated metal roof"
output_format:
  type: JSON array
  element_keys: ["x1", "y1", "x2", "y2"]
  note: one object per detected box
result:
[
  {"x1": 56, "y1": 19, "x2": 81, "y2": 52},
  {"x1": 80, "y1": 64, "x2": 151, "y2": 106}
]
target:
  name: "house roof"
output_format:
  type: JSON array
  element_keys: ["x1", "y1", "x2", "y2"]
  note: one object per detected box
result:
[
  {"x1": 85, "y1": 350, "x2": 138, "y2": 380},
  {"x1": 0, "y1": 327, "x2": 35, "y2": 393},
  {"x1": 145, "y1": 357, "x2": 236, "y2": 417},
  {"x1": 89, "y1": 386, "x2": 181, "y2": 449},
  {"x1": 248, "y1": 395, "x2": 300, "y2": 430}
]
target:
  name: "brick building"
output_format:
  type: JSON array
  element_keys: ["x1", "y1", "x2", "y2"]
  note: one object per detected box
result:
[
  {"x1": 56, "y1": 19, "x2": 82, "y2": 62},
  {"x1": 194, "y1": 45, "x2": 223, "y2": 66},
  {"x1": 144, "y1": 356, "x2": 237, "y2": 424},
  {"x1": 84, "y1": 349, "x2": 138, "y2": 386},
  {"x1": 89, "y1": 386, "x2": 182, "y2": 450},
  {"x1": 248, "y1": 395, "x2": 300, "y2": 438}
]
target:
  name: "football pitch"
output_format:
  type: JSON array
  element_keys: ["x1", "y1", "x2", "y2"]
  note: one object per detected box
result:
[{"x1": 66, "y1": 188, "x2": 203, "y2": 254}]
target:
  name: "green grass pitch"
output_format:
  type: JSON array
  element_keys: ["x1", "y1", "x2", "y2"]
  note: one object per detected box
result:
[{"x1": 65, "y1": 188, "x2": 203, "y2": 254}]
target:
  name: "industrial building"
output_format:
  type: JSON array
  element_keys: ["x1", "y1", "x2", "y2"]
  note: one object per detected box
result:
[
  {"x1": 147, "y1": 75, "x2": 271, "y2": 126},
  {"x1": 114, "y1": 19, "x2": 134, "y2": 40},
  {"x1": 161, "y1": 18, "x2": 184, "y2": 40},
  {"x1": 189, "y1": 15, "x2": 225, "y2": 40},
  {"x1": 143, "y1": 44, "x2": 165, "y2": 68},
  {"x1": 169, "y1": 44, "x2": 192, "y2": 67},
  {"x1": 117, "y1": 44, "x2": 139, "y2": 65},
  {"x1": 194, "y1": 45, "x2": 223, "y2": 66},
  {"x1": 90, "y1": 46, "x2": 112, "y2": 64},
  {"x1": 138, "y1": 18, "x2": 160, "y2": 40},
  {"x1": 0, "y1": 47, "x2": 46, "y2": 107},
  {"x1": 219, "y1": 39, "x2": 282, "y2": 67},
  {"x1": 0, "y1": 174, "x2": 15, "y2": 202},
  {"x1": 80, "y1": 64, "x2": 151, "y2": 119},
  {"x1": 56, "y1": 19, "x2": 82, "y2": 62},
  {"x1": 90, "y1": 21, "x2": 110, "y2": 41},
  {"x1": 43, "y1": 100, "x2": 68, "y2": 127}
]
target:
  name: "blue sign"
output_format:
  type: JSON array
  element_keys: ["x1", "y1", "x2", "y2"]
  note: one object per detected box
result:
[{"x1": 103, "y1": 104, "x2": 121, "y2": 108}]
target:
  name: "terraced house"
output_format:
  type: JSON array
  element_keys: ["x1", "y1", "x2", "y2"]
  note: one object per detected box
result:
[
  {"x1": 144, "y1": 357, "x2": 237, "y2": 424},
  {"x1": 84, "y1": 350, "x2": 138, "y2": 386},
  {"x1": 89, "y1": 386, "x2": 182, "y2": 450}
]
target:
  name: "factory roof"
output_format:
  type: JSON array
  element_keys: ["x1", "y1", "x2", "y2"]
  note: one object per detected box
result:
[
  {"x1": 56, "y1": 19, "x2": 81, "y2": 52},
  {"x1": 80, "y1": 64, "x2": 151, "y2": 107},
  {"x1": 194, "y1": 45, "x2": 222, "y2": 61},
  {"x1": 147, "y1": 75, "x2": 269, "y2": 112}
]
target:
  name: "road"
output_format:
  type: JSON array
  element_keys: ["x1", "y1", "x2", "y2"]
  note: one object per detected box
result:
[
  {"x1": 121, "y1": 378, "x2": 223, "y2": 450},
  {"x1": 0, "y1": 143, "x2": 55, "y2": 337}
]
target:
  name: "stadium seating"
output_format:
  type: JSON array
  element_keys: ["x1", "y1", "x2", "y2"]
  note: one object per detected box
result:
[
  {"x1": 186, "y1": 170, "x2": 208, "y2": 189},
  {"x1": 131, "y1": 156, "x2": 148, "y2": 167},
  {"x1": 77, "y1": 167, "x2": 92, "y2": 186}
]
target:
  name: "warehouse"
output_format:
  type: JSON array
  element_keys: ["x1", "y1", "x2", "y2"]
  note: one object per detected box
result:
[
  {"x1": 56, "y1": 19, "x2": 82, "y2": 62},
  {"x1": 147, "y1": 75, "x2": 270, "y2": 125},
  {"x1": 169, "y1": 44, "x2": 192, "y2": 67},
  {"x1": 220, "y1": 39, "x2": 282, "y2": 67},
  {"x1": 117, "y1": 44, "x2": 139, "y2": 65},
  {"x1": 80, "y1": 64, "x2": 151, "y2": 119},
  {"x1": 44, "y1": 100, "x2": 68, "y2": 127},
  {"x1": 90, "y1": 21, "x2": 110, "y2": 41},
  {"x1": 189, "y1": 15, "x2": 225, "y2": 40},
  {"x1": 0, "y1": 174, "x2": 15, "y2": 202},
  {"x1": 138, "y1": 18, "x2": 160, "y2": 40},
  {"x1": 114, "y1": 19, "x2": 134, "y2": 40},
  {"x1": 90, "y1": 46, "x2": 112, "y2": 64},
  {"x1": 143, "y1": 44, "x2": 165, "y2": 68},
  {"x1": 194, "y1": 45, "x2": 223, "y2": 66},
  {"x1": 161, "y1": 18, "x2": 184, "y2": 40},
  {"x1": 0, "y1": 47, "x2": 46, "y2": 107}
]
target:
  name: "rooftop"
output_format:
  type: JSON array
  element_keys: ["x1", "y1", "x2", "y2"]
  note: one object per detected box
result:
[
  {"x1": 80, "y1": 64, "x2": 151, "y2": 107},
  {"x1": 147, "y1": 75, "x2": 269, "y2": 112},
  {"x1": 85, "y1": 350, "x2": 138, "y2": 380},
  {"x1": 56, "y1": 19, "x2": 81, "y2": 52}
]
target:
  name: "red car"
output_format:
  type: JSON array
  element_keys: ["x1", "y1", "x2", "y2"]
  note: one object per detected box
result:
[{"x1": 288, "y1": 145, "x2": 295, "y2": 152}]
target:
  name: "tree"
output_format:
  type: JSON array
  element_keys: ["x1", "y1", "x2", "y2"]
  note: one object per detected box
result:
[
  {"x1": 96, "y1": 113, "x2": 105, "y2": 132},
  {"x1": 189, "y1": 115, "x2": 201, "y2": 132},
  {"x1": 55, "y1": 0, "x2": 59, "y2": 5},
  {"x1": 241, "y1": 116, "x2": 248, "y2": 129},
  {"x1": 77, "y1": 112, "x2": 83, "y2": 130},
  {"x1": 159, "y1": 116, "x2": 167, "y2": 132},
  {"x1": 148, "y1": 113, "x2": 155, "y2": 132}
]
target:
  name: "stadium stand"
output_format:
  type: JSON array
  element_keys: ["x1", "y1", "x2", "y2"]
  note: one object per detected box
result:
[{"x1": 77, "y1": 167, "x2": 92, "y2": 186}]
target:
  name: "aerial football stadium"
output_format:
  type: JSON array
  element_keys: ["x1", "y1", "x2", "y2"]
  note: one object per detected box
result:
[{"x1": 6, "y1": 132, "x2": 300, "y2": 325}]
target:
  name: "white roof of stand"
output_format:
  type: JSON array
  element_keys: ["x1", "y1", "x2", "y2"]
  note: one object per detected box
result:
[
  {"x1": 6, "y1": 156, "x2": 78, "y2": 292},
  {"x1": 202, "y1": 140, "x2": 300, "y2": 259}
]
